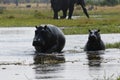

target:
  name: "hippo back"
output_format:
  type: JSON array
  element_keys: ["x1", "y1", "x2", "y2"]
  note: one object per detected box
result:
[
  {"x1": 51, "y1": 0, "x2": 69, "y2": 11},
  {"x1": 46, "y1": 25, "x2": 66, "y2": 52}
]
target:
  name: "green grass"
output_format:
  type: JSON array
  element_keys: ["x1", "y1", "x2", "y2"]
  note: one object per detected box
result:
[
  {"x1": 0, "y1": 6, "x2": 120, "y2": 34},
  {"x1": 116, "y1": 75, "x2": 120, "y2": 80},
  {"x1": 106, "y1": 42, "x2": 120, "y2": 49},
  {"x1": 117, "y1": 77, "x2": 120, "y2": 80}
]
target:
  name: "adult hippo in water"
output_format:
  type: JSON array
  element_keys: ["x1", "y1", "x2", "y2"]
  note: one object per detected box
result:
[
  {"x1": 32, "y1": 25, "x2": 65, "y2": 53},
  {"x1": 84, "y1": 29, "x2": 105, "y2": 51}
]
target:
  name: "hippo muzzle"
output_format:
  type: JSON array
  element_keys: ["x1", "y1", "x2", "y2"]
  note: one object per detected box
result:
[
  {"x1": 89, "y1": 34, "x2": 97, "y2": 41},
  {"x1": 32, "y1": 38, "x2": 45, "y2": 47}
]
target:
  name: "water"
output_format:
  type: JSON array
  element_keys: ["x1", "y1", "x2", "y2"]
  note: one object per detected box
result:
[{"x1": 0, "y1": 27, "x2": 120, "y2": 80}]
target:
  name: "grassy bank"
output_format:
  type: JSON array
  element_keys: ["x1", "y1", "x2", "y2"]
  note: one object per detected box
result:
[
  {"x1": 0, "y1": 4, "x2": 120, "y2": 34},
  {"x1": 106, "y1": 42, "x2": 120, "y2": 49},
  {"x1": 117, "y1": 77, "x2": 120, "y2": 80}
]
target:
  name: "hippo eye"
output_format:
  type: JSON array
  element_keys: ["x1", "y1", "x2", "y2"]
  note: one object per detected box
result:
[
  {"x1": 95, "y1": 32, "x2": 100, "y2": 37},
  {"x1": 89, "y1": 31, "x2": 92, "y2": 34},
  {"x1": 45, "y1": 31, "x2": 52, "y2": 38},
  {"x1": 41, "y1": 30, "x2": 47, "y2": 35}
]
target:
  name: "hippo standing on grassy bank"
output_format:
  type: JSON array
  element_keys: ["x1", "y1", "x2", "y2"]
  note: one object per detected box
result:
[
  {"x1": 32, "y1": 25, "x2": 65, "y2": 53},
  {"x1": 50, "y1": 0, "x2": 89, "y2": 19},
  {"x1": 84, "y1": 29, "x2": 105, "y2": 51}
]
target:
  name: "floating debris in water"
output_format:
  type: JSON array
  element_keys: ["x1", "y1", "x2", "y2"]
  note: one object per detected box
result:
[
  {"x1": 0, "y1": 62, "x2": 22, "y2": 65},
  {"x1": 1, "y1": 67, "x2": 6, "y2": 70}
]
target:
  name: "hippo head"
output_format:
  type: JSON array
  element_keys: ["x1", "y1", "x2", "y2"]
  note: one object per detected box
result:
[
  {"x1": 32, "y1": 25, "x2": 53, "y2": 49},
  {"x1": 88, "y1": 29, "x2": 101, "y2": 42}
]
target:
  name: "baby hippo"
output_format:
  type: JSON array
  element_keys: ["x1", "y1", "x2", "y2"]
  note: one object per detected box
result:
[
  {"x1": 84, "y1": 29, "x2": 105, "y2": 51},
  {"x1": 32, "y1": 25, "x2": 65, "y2": 53}
]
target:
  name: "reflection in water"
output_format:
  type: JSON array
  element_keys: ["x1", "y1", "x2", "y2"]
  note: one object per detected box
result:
[
  {"x1": 33, "y1": 53, "x2": 65, "y2": 64},
  {"x1": 86, "y1": 51, "x2": 104, "y2": 66},
  {"x1": 34, "y1": 64, "x2": 64, "y2": 79},
  {"x1": 33, "y1": 53, "x2": 65, "y2": 79}
]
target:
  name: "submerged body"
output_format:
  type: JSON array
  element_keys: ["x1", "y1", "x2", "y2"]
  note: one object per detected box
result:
[
  {"x1": 84, "y1": 30, "x2": 105, "y2": 51},
  {"x1": 50, "y1": 0, "x2": 89, "y2": 19},
  {"x1": 32, "y1": 25, "x2": 65, "y2": 53}
]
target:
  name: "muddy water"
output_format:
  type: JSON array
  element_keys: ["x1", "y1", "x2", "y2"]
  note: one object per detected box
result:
[{"x1": 0, "y1": 27, "x2": 120, "y2": 80}]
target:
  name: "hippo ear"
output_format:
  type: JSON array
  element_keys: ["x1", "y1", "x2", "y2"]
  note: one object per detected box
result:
[
  {"x1": 35, "y1": 26, "x2": 38, "y2": 29},
  {"x1": 88, "y1": 29, "x2": 91, "y2": 32},
  {"x1": 44, "y1": 25, "x2": 47, "y2": 30},
  {"x1": 98, "y1": 29, "x2": 100, "y2": 32}
]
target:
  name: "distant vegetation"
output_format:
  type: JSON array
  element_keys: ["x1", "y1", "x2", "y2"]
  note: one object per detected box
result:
[
  {"x1": 86, "y1": 0, "x2": 120, "y2": 6},
  {"x1": 0, "y1": 0, "x2": 120, "y2": 35},
  {"x1": 0, "y1": 0, "x2": 120, "y2": 6},
  {"x1": 0, "y1": 4, "x2": 120, "y2": 34}
]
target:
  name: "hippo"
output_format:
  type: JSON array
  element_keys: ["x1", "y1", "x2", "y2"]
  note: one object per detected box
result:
[
  {"x1": 51, "y1": 0, "x2": 89, "y2": 19},
  {"x1": 32, "y1": 25, "x2": 66, "y2": 53},
  {"x1": 84, "y1": 29, "x2": 105, "y2": 51}
]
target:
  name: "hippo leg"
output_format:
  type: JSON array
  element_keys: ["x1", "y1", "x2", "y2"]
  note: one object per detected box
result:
[
  {"x1": 60, "y1": 10, "x2": 67, "y2": 19},
  {"x1": 81, "y1": 5, "x2": 89, "y2": 18},
  {"x1": 46, "y1": 44, "x2": 58, "y2": 53},
  {"x1": 46, "y1": 40, "x2": 60, "y2": 53},
  {"x1": 68, "y1": 5, "x2": 74, "y2": 19},
  {"x1": 54, "y1": 11, "x2": 59, "y2": 19}
]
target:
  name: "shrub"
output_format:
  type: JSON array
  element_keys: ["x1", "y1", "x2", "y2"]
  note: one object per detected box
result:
[
  {"x1": 7, "y1": 15, "x2": 15, "y2": 19},
  {"x1": 0, "y1": 7, "x2": 6, "y2": 14},
  {"x1": 102, "y1": 0, "x2": 118, "y2": 6}
]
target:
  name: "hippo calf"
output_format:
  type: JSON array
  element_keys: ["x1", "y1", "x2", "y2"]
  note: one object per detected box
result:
[
  {"x1": 84, "y1": 29, "x2": 105, "y2": 51},
  {"x1": 32, "y1": 25, "x2": 65, "y2": 53}
]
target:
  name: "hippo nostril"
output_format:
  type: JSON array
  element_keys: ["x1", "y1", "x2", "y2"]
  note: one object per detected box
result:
[
  {"x1": 33, "y1": 41, "x2": 40, "y2": 46},
  {"x1": 91, "y1": 35, "x2": 95, "y2": 38},
  {"x1": 33, "y1": 41, "x2": 37, "y2": 46},
  {"x1": 89, "y1": 35, "x2": 97, "y2": 40}
]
